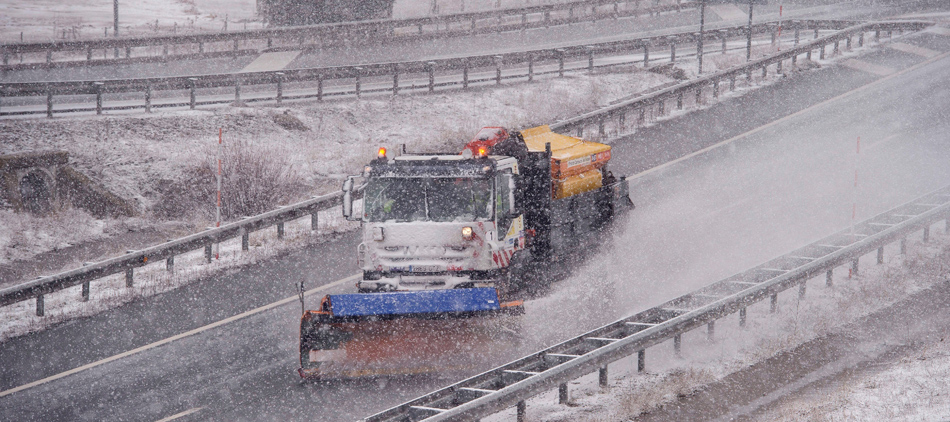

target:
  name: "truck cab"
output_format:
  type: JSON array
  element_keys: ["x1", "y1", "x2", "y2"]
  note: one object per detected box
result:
[{"x1": 344, "y1": 148, "x2": 525, "y2": 292}]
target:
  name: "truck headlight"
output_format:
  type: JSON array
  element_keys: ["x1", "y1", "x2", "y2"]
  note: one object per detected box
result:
[{"x1": 461, "y1": 226, "x2": 473, "y2": 241}]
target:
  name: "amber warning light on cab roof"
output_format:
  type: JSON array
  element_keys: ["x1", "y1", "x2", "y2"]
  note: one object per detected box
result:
[{"x1": 377, "y1": 147, "x2": 387, "y2": 159}]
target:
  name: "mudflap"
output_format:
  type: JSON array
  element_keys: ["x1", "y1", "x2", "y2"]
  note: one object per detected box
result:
[{"x1": 298, "y1": 290, "x2": 524, "y2": 380}]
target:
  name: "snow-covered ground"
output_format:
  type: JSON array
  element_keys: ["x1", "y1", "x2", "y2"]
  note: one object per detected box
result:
[{"x1": 483, "y1": 229, "x2": 950, "y2": 421}]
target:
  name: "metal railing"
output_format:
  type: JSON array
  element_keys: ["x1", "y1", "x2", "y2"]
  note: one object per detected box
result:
[
  {"x1": 549, "y1": 20, "x2": 932, "y2": 136},
  {"x1": 361, "y1": 184, "x2": 950, "y2": 422},
  {"x1": 0, "y1": 19, "x2": 870, "y2": 118},
  {"x1": 0, "y1": 0, "x2": 694, "y2": 69},
  {"x1": 0, "y1": 189, "x2": 361, "y2": 315}
]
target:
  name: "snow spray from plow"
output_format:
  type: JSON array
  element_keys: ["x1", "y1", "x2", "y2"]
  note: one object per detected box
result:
[{"x1": 298, "y1": 288, "x2": 523, "y2": 379}]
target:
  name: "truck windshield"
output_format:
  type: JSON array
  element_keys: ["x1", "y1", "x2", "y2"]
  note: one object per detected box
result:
[{"x1": 364, "y1": 177, "x2": 493, "y2": 222}]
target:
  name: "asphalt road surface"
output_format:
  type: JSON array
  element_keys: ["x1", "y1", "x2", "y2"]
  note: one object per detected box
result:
[{"x1": 2, "y1": 24, "x2": 950, "y2": 422}]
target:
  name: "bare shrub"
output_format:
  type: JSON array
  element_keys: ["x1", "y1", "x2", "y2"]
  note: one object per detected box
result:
[{"x1": 153, "y1": 140, "x2": 305, "y2": 221}]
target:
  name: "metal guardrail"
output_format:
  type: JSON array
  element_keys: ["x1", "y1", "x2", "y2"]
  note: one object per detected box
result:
[
  {"x1": 361, "y1": 184, "x2": 950, "y2": 422},
  {"x1": 0, "y1": 19, "x2": 864, "y2": 118},
  {"x1": 0, "y1": 0, "x2": 694, "y2": 68},
  {"x1": 0, "y1": 188, "x2": 362, "y2": 315},
  {"x1": 549, "y1": 19, "x2": 932, "y2": 136}
]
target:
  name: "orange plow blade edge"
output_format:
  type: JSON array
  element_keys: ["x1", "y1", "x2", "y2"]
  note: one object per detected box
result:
[{"x1": 298, "y1": 288, "x2": 524, "y2": 379}]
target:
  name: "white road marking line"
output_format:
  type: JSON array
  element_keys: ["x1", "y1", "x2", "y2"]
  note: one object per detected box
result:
[
  {"x1": 929, "y1": 26, "x2": 950, "y2": 37},
  {"x1": 888, "y1": 42, "x2": 940, "y2": 58},
  {"x1": 0, "y1": 273, "x2": 361, "y2": 398},
  {"x1": 629, "y1": 50, "x2": 950, "y2": 181},
  {"x1": 155, "y1": 407, "x2": 204, "y2": 422},
  {"x1": 840, "y1": 59, "x2": 896, "y2": 76},
  {"x1": 709, "y1": 4, "x2": 749, "y2": 21},
  {"x1": 240, "y1": 50, "x2": 302, "y2": 73}
]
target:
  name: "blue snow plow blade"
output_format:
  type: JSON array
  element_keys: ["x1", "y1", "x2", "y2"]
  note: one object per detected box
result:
[{"x1": 327, "y1": 288, "x2": 501, "y2": 317}]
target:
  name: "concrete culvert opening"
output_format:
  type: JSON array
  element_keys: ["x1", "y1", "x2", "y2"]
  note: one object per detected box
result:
[{"x1": 19, "y1": 171, "x2": 53, "y2": 215}]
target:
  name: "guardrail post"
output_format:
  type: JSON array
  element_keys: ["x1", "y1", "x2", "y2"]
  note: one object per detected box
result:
[
  {"x1": 125, "y1": 46, "x2": 131, "y2": 58},
  {"x1": 95, "y1": 82, "x2": 104, "y2": 115},
  {"x1": 792, "y1": 53, "x2": 797, "y2": 67},
  {"x1": 516, "y1": 401, "x2": 526, "y2": 422},
  {"x1": 770, "y1": 292, "x2": 777, "y2": 313},
  {"x1": 798, "y1": 281, "x2": 806, "y2": 299},
  {"x1": 162, "y1": 45, "x2": 169, "y2": 61},
  {"x1": 730, "y1": 75, "x2": 736, "y2": 91},
  {"x1": 544, "y1": 12, "x2": 551, "y2": 27},
  {"x1": 833, "y1": 40, "x2": 840, "y2": 56},
  {"x1": 47, "y1": 88, "x2": 54, "y2": 118},
  {"x1": 393, "y1": 65, "x2": 400, "y2": 94},
  {"x1": 657, "y1": 99, "x2": 664, "y2": 116},
  {"x1": 275, "y1": 72, "x2": 284, "y2": 105},
  {"x1": 746, "y1": 67, "x2": 752, "y2": 83},
  {"x1": 125, "y1": 268, "x2": 134, "y2": 287},
  {"x1": 494, "y1": 55, "x2": 503, "y2": 85},
  {"x1": 695, "y1": 87, "x2": 702, "y2": 106},
  {"x1": 826, "y1": 269, "x2": 833, "y2": 287},
  {"x1": 794, "y1": 28, "x2": 800, "y2": 45},
  {"x1": 676, "y1": 92, "x2": 683, "y2": 110},
  {"x1": 877, "y1": 246, "x2": 884, "y2": 264},
  {"x1": 859, "y1": 32, "x2": 864, "y2": 47},
  {"x1": 721, "y1": 34, "x2": 727, "y2": 54},
  {"x1": 267, "y1": 37, "x2": 273, "y2": 48},
  {"x1": 46, "y1": 50, "x2": 52, "y2": 64},
  {"x1": 707, "y1": 321, "x2": 715, "y2": 342},
  {"x1": 886, "y1": 30, "x2": 892, "y2": 39},
  {"x1": 923, "y1": 226, "x2": 930, "y2": 242},
  {"x1": 670, "y1": 42, "x2": 675, "y2": 63},
  {"x1": 36, "y1": 295, "x2": 44, "y2": 316},
  {"x1": 198, "y1": 42, "x2": 204, "y2": 54},
  {"x1": 637, "y1": 349, "x2": 645, "y2": 372},
  {"x1": 643, "y1": 44, "x2": 649, "y2": 67},
  {"x1": 558, "y1": 383, "x2": 569, "y2": 404},
  {"x1": 82, "y1": 281, "x2": 90, "y2": 301},
  {"x1": 242, "y1": 229, "x2": 249, "y2": 251},
  {"x1": 846, "y1": 35, "x2": 852, "y2": 50},
  {"x1": 814, "y1": 28, "x2": 819, "y2": 40},
  {"x1": 638, "y1": 108, "x2": 645, "y2": 126},
  {"x1": 462, "y1": 62, "x2": 469, "y2": 88},
  {"x1": 587, "y1": 47, "x2": 595, "y2": 73},
  {"x1": 576, "y1": 126, "x2": 584, "y2": 137},
  {"x1": 739, "y1": 306, "x2": 746, "y2": 327},
  {"x1": 819, "y1": 43, "x2": 826, "y2": 60},
  {"x1": 145, "y1": 82, "x2": 152, "y2": 113},
  {"x1": 233, "y1": 39, "x2": 239, "y2": 52},
  {"x1": 599, "y1": 365, "x2": 609, "y2": 387},
  {"x1": 167, "y1": 255, "x2": 175, "y2": 272},
  {"x1": 618, "y1": 112, "x2": 626, "y2": 132},
  {"x1": 851, "y1": 257, "x2": 859, "y2": 276},
  {"x1": 86, "y1": 48, "x2": 92, "y2": 61},
  {"x1": 317, "y1": 78, "x2": 323, "y2": 101},
  {"x1": 673, "y1": 333, "x2": 682, "y2": 356},
  {"x1": 777, "y1": 59, "x2": 783, "y2": 75},
  {"x1": 713, "y1": 79, "x2": 719, "y2": 98},
  {"x1": 189, "y1": 77, "x2": 197, "y2": 109},
  {"x1": 277, "y1": 222, "x2": 285, "y2": 239},
  {"x1": 354, "y1": 67, "x2": 363, "y2": 98},
  {"x1": 205, "y1": 245, "x2": 213, "y2": 263},
  {"x1": 557, "y1": 49, "x2": 565, "y2": 76},
  {"x1": 874, "y1": 30, "x2": 880, "y2": 42},
  {"x1": 761, "y1": 65, "x2": 767, "y2": 78},
  {"x1": 311, "y1": 213, "x2": 319, "y2": 231},
  {"x1": 528, "y1": 56, "x2": 534, "y2": 81},
  {"x1": 771, "y1": 30, "x2": 777, "y2": 46},
  {"x1": 598, "y1": 118, "x2": 606, "y2": 137},
  {"x1": 900, "y1": 237, "x2": 907, "y2": 254}
]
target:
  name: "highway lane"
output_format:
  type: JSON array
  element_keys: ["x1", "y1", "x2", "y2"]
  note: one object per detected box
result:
[
  {"x1": 0, "y1": 0, "x2": 927, "y2": 84},
  {"x1": 2, "y1": 28, "x2": 950, "y2": 421}
]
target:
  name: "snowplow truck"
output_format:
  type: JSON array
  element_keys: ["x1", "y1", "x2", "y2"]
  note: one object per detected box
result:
[
  {"x1": 343, "y1": 124, "x2": 632, "y2": 294},
  {"x1": 298, "y1": 125, "x2": 632, "y2": 379}
]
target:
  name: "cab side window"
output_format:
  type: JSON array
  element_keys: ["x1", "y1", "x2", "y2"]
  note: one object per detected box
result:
[{"x1": 495, "y1": 171, "x2": 512, "y2": 235}]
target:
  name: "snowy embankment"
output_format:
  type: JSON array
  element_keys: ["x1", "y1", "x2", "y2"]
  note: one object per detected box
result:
[{"x1": 481, "y1": 230, "x2": 950, "y2": 422}]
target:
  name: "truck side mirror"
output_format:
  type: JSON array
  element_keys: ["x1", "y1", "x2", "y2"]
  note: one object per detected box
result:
[
  {"x1": 342, "y1": 176, "x2": 356, "y2": 220},
  {"x1": 506, "y1": 174, "x2": 521, "y2": 216}
]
